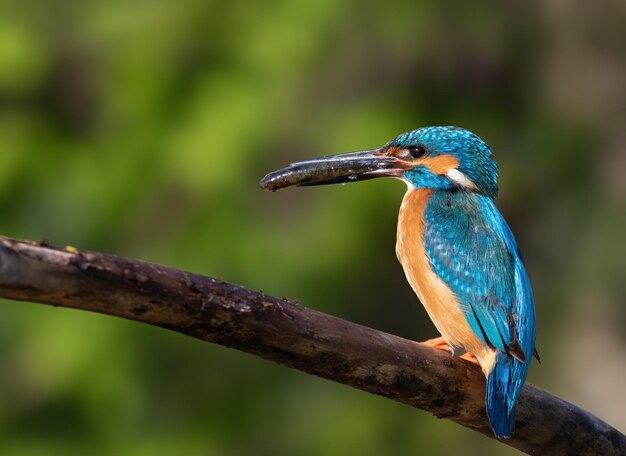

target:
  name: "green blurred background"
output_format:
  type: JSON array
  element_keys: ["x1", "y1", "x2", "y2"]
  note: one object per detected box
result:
[{"x1": 0, "y1": 1, "x2": 624, "y2": 454}]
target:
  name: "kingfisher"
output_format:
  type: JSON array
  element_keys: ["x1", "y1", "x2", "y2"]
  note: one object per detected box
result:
[{"x1": 259, "y1": 126, "x2": 537, "y2": 438}]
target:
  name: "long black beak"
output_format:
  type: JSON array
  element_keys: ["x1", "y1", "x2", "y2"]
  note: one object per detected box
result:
[{"x1": 259, "y1": 148, "x2": 410, "y2": 191}]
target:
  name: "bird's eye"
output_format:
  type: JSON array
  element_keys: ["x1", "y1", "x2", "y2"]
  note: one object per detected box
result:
[{"x1": 408, "y1": 145, "x2": 426, "y2": 159}]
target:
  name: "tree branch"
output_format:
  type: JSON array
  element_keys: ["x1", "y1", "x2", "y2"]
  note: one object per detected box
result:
[{"x1": 0, "y1": 236, "x2": 622, "y2": 455}]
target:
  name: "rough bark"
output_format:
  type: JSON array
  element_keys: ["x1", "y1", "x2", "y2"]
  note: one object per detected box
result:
[{"x1": 0, "y1": 236, "x2": 623, "y2": 455}]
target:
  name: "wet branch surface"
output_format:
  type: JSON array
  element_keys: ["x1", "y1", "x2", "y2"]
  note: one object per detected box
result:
[{"x1": 0, "y1": 236, "x2": 623, "y2": 455}]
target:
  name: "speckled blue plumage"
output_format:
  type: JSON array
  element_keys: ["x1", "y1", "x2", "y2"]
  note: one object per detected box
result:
[
  {"x1": 394, "y1": 126, "x2": 535, "y2": 437},
  {"x1": 424, "y1": 192, "x2": 517, "y2": 351}
]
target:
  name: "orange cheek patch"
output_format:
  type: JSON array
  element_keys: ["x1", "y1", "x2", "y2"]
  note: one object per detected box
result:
[{"x1": 415, "y1": 154, "x2": 459, "y2": 175}]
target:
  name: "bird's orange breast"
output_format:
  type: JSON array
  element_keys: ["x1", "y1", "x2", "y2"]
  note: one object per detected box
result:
[{"x1": 396, "y1": 187, "x2": 495, "y2": 374}]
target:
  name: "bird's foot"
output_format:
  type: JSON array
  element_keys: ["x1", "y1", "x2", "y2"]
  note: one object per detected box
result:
[
  {"x1": 421, "y1": 336, "x2": 454, "y2": 356},
  {"x1": 459, "y1": 352, "x2": 480, "y2": 366}
]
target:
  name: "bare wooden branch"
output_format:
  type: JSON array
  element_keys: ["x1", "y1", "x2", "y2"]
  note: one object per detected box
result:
[{"x1": 0, "y1": 236, "x2": 623, "y2": 455}]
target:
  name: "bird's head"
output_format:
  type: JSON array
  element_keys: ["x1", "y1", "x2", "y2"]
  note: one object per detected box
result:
[{"x1": 260, "y1": 126, "x2": 499, "y2": 197}]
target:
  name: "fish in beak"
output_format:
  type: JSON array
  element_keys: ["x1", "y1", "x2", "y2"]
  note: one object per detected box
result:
[{"x1": 259, "y1": 148, "x2": 412, "y2": 191}]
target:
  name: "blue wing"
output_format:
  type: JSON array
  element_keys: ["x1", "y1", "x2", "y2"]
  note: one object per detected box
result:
[
  {"x1": 424, "y1": 192, "x2": 535, "y2": 363},
  {"x1": 424, "y1": 192, "x2": 536, "y2": 436},
  {"x1": 481, "y1": 197, "x2": 536, "y2": 367}
]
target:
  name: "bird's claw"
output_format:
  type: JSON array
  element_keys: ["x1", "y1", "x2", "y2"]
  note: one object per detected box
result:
[
  {"x1": 459, "y1": 352, "x2": 480, "y2": 366},
  {"x1": 421, "y1": 336, "x2": 454, "y2": 356}
]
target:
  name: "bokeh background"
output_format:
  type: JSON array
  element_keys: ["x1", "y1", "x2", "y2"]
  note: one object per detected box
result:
[{"x1": 1, "y1": 1, "x2": 625, "y2": 454}]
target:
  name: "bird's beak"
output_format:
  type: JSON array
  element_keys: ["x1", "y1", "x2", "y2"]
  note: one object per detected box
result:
[{"x1": 259, "y1": 148, "x2": 411, "y2": 191}]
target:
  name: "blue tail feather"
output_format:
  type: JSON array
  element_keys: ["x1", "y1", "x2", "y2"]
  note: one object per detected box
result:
[{"x1": 486, "y1": 351, "x2": 524, "y2": 438}]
